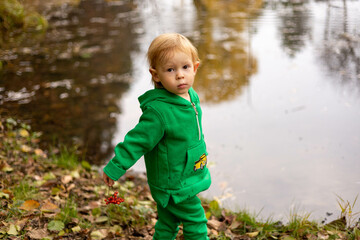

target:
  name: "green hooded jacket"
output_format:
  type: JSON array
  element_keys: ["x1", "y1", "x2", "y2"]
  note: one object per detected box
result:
[{"x1": 103, "y1": 88, "x2": 211, "y2": 207}]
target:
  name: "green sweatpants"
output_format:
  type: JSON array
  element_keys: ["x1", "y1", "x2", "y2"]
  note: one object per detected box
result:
[{"x1": 153, "y1": 196, "x2": 209, "y2": 240}]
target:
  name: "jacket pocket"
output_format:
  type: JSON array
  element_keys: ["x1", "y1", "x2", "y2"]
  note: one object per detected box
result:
[{"x1": 183, "y1": 141, "x2": 208, "y2": 178}]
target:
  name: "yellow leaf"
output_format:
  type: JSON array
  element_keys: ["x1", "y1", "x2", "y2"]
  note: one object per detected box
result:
[
  {"x1": 72, "y1": 226, "x2": 81, "y2": 233},
  {"x1": 19, "y1": 200, "x2": 40, "y2": 211},
  {"x1": 247, "y1": 231, "x2": 259, "y2": 237},
  {"x1": 71, "y1": 170, "x2": 80, "y2": 179},
  {"x1": 21, "y1": 145, "x2": 32, "y2": 153},
  {"x1": 95, "y1": 216, "x2": 108, "y2": 223},
  {"x1": 19, "y1": 129, "x2": 29, "y2": 137},
  {"x1": 91, "y1": 229, "x2": 108, "y2": 240},
  {"x1": 34, "y1": 149, "x2": 47, "y2": 158},
  {"x1": 7, "y1": 224, "x2": 19, "y2": 236},
  {"x1": 0, "y1": 191, "x2": 10, "y2": 199},
  {"x1": 1, "y1": 162, "x2": 13, "y2": 172}
]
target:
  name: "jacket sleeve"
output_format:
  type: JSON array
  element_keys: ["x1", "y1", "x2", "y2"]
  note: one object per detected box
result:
[{"x1": 103, "y1": 107, "x2": 164, "y2": 180}]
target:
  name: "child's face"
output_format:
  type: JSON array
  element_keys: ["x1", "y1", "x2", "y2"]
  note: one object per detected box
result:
[{"x1": 150, "y1": 51, "x2": 199, "y2": 100}]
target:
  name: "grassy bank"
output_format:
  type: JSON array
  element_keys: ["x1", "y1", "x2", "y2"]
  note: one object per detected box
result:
[{"x1": 0, "y1": 116, "x2": 359, "y2": 239}]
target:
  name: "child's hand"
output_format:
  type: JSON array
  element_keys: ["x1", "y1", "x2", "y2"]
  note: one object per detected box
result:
[{"x1": 103, "y1": 172, "x2": 115, "y2": 187}]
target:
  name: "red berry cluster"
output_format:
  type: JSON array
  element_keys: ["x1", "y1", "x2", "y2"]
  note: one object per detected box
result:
[{"x1": 104, "y1": 191, "x2": 124, "y2": 205}]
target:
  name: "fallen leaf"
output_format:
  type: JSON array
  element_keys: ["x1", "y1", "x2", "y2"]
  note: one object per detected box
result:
[
  {"x1": 7, "y1": 224, "x2": 19, "y2": 235},
  {"x1": 306, "y1": 233, "x2": 317, "y2": 240},
  {"x1": 79, "y1": 200, "x2": 101, "y2": 211},
  {"x1": 58, "y1": 229, "x2": 65, "y2": 236},
  {"x1": 81, "y1": 192, "x2": 96, "y2": 199},
  {"x1": 207, "y1": 219, "x2": 221, "y2": 229},
  {"x1": 109, "y1": 225, "x2": 122, "y2": 235},
  {"x1": 71, "y1": 170, "x2": 80, "y2": 178},
  {"x1": 61, "y1": 175, "x2": 73, "y2": 184},
  {"x1": 33, "y1": 175, "x2": 42, "y2": 181},
  {"x1": 0, "y1": 191, "x2": 9, "y2": 199},
  {"x1": 89, "y1": 201, "x2": 101, "y2": 208},
  {"x1": 229, "y1": 220, "x2": 242, "y2": 230},
  {"x1": 82, "y1": 214, "x2": 94, "y2": 223},
  {"x1": 247, "y1": 231, "x2": 259, "y2": 237},
  {"x1": 19, "y1": 200, "x2": 40, "y2": 211},
  {"x1": 1, "y1": 162, "x2": 13, "y2": 172},
  {"x1": 43, "y1": 172, "x2": 56, "y2": 180},
  {"x1": 42, "y1": 212, "x2": 57, "y2": 219},
  {"x1": 138, "y1": 200, "x2": 152, "y2": 206},
  {"x1": 21, "y1": 145, "x2": 32, "y2": 153},
  {"x1": 91, "y1": 229, "x2": 108, "y2": 239},
  {"x1": 72, "y1": 226, "x2": 81, "y2": 233},
  {"x1": 210, "y1": 229, "x2": 219, "y2": 236},
  {"x1": 28, "y1": 228, "x2": 48, "y2": 239},
  {"x1": 16, "y1": 217, "x2": 29, "y2": 230},
  {"x1": 95, "y1": 216, "x2": 108, "y2": 223},
  {"x1": 317, "y1": 232, "x2": 329, "y2": 240},
  {"x1": 280, "y1": 236, "x2": 296, "y2": 240},
  {"x1": 51, "y1": 187, "x2": 61, "y2": 195},
  {"x1": 67, "y1": 183, "x2": 76, "y2": 191},
  {"x1": 205, "y1": 211, "x2": 211, "y2": 219},
  {"x1": 224, "y1": 229, "x2": 234, "y2": 239},
  {"x1": 19, "y1": 129, "x2": 29, "y2": 137},
  {"x1": 34, "y1": 149, "x2": 47, "y2": 158},
  {"x1": 207, "y1": 219, "x2": 226, "y2": 231},
  {"x1": 41, "y1": 201, "x2": 59, "y2": 213}
]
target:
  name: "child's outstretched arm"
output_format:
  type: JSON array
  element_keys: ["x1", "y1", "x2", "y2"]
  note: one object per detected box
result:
[
  {"x1": 103, "y1": 171, "x2": 114, "y2": 187},
  {"x1": 103, "y1": 107, "x2": 164, "y2": 181}
]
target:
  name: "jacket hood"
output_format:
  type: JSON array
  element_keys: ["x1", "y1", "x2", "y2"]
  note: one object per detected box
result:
[{"x1": 138, "y1": 88, "x2": 198, "y2": 110}]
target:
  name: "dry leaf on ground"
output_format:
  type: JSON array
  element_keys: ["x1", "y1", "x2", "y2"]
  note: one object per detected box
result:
[
  {"x1": 27, "y1": 228, "x2": 49, "y2": 239},
  {"x1": 40, "y1": 201, "x2": 59, "y2": 213},
  {"x1": 19, "y1": 200, "x2": 40, "y2": 211}
]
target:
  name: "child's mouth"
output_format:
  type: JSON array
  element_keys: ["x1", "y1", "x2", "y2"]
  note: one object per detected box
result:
[{"x1": 177, "y1": 84, "x2": 187, "y2": 88}]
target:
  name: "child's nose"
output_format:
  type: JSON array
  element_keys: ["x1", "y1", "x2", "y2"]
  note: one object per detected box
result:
[{"x1": 176, "y1": 70, "x2": 184, "y2": 79}]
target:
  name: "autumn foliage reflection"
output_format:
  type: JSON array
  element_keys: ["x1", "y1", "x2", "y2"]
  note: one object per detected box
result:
[
  {"x1": 0, "y1": 0, "x2": 139, "y2": 163},
  {"x1": 192, "y1": 0, "x2": 262, "y2": 103}
]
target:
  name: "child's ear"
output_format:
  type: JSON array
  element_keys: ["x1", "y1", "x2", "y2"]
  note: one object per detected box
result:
[
  {"x1": 149, "y1": 68, "x2": 160, "y2": 82},
  {"x1": 193, "y1": 61, "x2": 200, "y2": 73}
]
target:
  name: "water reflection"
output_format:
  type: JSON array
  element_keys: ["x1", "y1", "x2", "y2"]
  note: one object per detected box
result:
[
  {"x1": 193, "y1": 0, "x2": 262, "y2": 103},
  {"x1": 198, "y1": 0, "x2": 360, "y2": 220},
  {"x1": 269, "y1": 0, "x2": 311, "y2": 57},
  {"x1": 318, "y1": 0, "x2": 360, "y2": 95},
  {"x1": 0, "y1": 0, "x2": 139, "y2": 162}
]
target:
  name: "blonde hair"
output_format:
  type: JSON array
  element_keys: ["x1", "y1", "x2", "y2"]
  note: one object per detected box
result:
[{"x1": 147, "y1": 33, "x2": 200, "y2": 87}]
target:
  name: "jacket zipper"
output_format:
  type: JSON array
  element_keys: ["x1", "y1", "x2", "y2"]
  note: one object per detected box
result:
[{"x1": 191, "y1": 102, "x2": 201, "y2": 141}]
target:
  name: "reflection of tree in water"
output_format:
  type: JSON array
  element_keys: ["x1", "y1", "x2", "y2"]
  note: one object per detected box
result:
[
  {"x1": 268, "y1": 0, "x2": 311, "y2": 57},
  {"x1": 192, "y1": 0, "x2": 262, "y2": 103},
  {"x1": 318, "y1": 0, "x2": 360, "y2": 94},
  {"x1": 0, "y1": 0, "x2": 140, "y2": 163}
]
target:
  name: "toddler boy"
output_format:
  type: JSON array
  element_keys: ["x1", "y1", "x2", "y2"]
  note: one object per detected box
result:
[{"x1": 103, "y1": 33, "x2": 211, "y2": 240}]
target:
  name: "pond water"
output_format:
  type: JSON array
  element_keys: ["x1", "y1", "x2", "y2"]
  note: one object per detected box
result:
[{"x1": 1, "y1": 0, "x2": 360, "y2": 221}]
